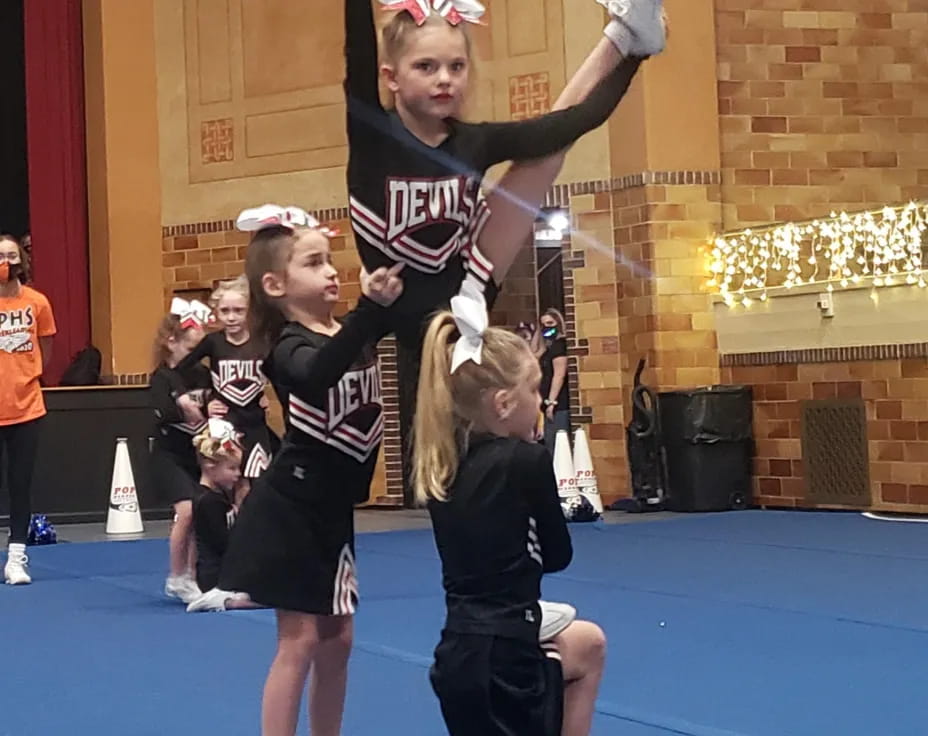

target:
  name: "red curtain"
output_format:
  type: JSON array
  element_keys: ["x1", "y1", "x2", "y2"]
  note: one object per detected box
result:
[{"x1": 23, "y1": 0, "x2": 90, "y2": 385}]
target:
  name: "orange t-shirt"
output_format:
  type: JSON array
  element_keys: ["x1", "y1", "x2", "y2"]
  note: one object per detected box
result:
[{"x1": 0, "y1": 286, "x2": 57, "y2": 426}]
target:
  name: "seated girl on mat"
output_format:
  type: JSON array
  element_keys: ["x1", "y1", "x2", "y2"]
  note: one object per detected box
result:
[{"x1": 186, "y1": 419, "x2": 263, "y2": 613}]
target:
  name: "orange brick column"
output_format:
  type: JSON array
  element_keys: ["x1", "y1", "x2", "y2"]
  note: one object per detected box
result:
[
  {"x1": 569, "y1": 189, "x2": 629, "y2": 501},
  {"x1": 614, "y1": 178, "x2": 722, "y2": 394}
]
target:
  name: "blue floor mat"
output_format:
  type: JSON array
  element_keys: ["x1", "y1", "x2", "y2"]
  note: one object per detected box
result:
[{"x1": 3, "y1": 510, "x2": 925, "y2": 735}]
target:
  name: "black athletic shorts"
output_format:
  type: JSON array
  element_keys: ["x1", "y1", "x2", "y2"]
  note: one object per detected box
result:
[{"x1": 429, "y1": 631, "x2": 563, "y2": 736}]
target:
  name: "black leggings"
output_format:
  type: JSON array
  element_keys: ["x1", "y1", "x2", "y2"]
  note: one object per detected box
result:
[{"x1": 0, "y1": 418, "x2": 42, "y2": 544}]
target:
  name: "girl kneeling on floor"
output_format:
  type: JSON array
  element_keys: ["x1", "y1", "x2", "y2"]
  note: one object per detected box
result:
[{"x1": 414, "y1": 285, "x2": 607, "y2": 736}]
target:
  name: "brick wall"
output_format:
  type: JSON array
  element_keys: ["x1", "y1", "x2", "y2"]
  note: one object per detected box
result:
[
  {"x1": 715, "y1": 2, "x2": 928, "y2": 229},
  {"x1": 161, "y1": 227, "x2": 248, "y2": 303},
  {"x1": 723, "y1": 354, "x2": 928, "y2": 512},
  {"x1": 569, "y1": 191, "x2": 627, "y2": 497},
  {"x1": 613, "y1": 181, "x2": 722, "y2": 396}
]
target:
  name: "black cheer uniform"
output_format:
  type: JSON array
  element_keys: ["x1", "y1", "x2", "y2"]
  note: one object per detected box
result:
[
  {"x1": 178, "y1": 331, "x2": 274, "y2": 479},
  {"x1": 428, "y1": 435, "x2": 573, "y2": 736},
  {"x1": 150, "y1": 363, "x2": 211, "y2": 505},
  {"x1": 193, "y1": 484, "x2": 237, "y2": 592},
  {"x1": 219, "y1": 298, "x2": 389, "y2": 615},
  {"x1": 345, "y1": 0, "x2": 642, "y2": 349},
  {"x1": 345, "y1": 0, "x2": 642, "y2": 499}
]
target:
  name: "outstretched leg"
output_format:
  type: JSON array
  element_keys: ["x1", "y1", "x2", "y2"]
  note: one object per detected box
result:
[
  {"x1": 477, "y1": 39, "x2": 626, "y2": 283},
  {"x1": 476, "y1": 1, "x2": 666, "y2": 284}
]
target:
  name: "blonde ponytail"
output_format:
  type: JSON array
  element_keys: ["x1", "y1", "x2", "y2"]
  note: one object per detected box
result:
[
  {"x1": 412, "y1": 313, "x2": 462, "y2": 505},
  {"x1": 412, "y1": 309, "x2": 534, "y2": 505}
]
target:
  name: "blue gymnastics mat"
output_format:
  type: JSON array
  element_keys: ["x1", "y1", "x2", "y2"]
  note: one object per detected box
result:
[{"x1": 2, "y1": 510, "x2": 925, "y2": 735}]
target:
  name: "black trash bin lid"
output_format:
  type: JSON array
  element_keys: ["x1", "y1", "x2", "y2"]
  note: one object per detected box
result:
[{"x1": 658, "y1": 385, "x2": 752, "y2": 397}]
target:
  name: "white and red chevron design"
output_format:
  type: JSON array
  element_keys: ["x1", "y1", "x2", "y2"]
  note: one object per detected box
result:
[
  {"x1": 350, "y1": 190, "x2": 491, "y2": 276},
  {"x1": 211, "y1": 371, "x2": 265, "y2": 408},
  {"x1": 332, "y1": 543, "x2": 359, "y2": 615},
  {"x1": 243, "y1": 443, "x2": 271, "y2": 479},
  {"x1": 169, "y1": 420, "x2": 208, "y2": 435},
  {"x1": 288, "y1": 395, "x2": 384, "y2": 464}
]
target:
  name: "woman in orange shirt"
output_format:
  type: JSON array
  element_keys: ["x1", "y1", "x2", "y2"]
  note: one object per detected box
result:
[{"x1": 0, "y1": 234, "x2": 56, "y2": 585}]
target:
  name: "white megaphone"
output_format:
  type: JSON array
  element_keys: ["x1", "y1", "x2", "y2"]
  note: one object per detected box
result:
[
  {"x1": 572, "y1": 427, "x2": 603, "y2": 513},
  {"x1": 553, "y1": 430, "x2": 580, "y2": 502},
  {"x1": 105, "y1": 438, "x2": 144, "y2": 535}
]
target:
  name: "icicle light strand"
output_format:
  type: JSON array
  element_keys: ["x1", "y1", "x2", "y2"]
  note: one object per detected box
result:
[{"x1": 707, "y1": 202, "x2": 928, "y2": 308}]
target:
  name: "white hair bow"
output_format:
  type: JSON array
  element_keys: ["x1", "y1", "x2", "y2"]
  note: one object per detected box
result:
[
  {"x1": 170, "y1": 297, "x2": 212, "y2": 329},
  {"x1": 208, "y1": 417, "x2": 242, "y2": 451},
  {"x1": 236, "y1": 204, "x2": 339, "y2": 237},
  {"x1": 379, "y1": 0, "x2": 485, "y2": 26},
  {"x1": 449, "y1": 281, "x2": 488, "y2": 373}
]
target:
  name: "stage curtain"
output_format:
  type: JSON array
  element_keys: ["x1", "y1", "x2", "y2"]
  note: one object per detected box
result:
[{"x1": 24, "y1": 0, "x2": 90, "y2": 385}]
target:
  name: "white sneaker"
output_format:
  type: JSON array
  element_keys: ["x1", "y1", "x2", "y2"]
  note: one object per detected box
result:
[
  {"x1": 164, "y1": 575, "x2": 202, "y2": 604},
  {"x1": 539, "y1": 600, "x2": 577, "y2": 642},
  {"x1": 186, "y1": 588, "x2": 247, "y2": 613},
  {"x1": 4, "y1": 544, "x2": 31, "y2": 585},
  {"x1": 600, "y1": 0, "x2": 667, "y2": 58}
]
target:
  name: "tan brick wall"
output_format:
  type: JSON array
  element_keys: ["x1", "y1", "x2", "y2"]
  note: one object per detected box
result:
[
  {"x1": 723, "y1": 357, "x2": 928, "y2": 513},
  {"x1": 570, "y1": 192, "x2": 626, "y2": 501},
  {"x1": 611, "y1": 183, "x2": 721, "y2": 408},
  {"x1": 715, "y1": 2, "x2": 928, "y2": 229},
  {"x1": 161, "y1": 230, "x2": 248, "y2": 303}
]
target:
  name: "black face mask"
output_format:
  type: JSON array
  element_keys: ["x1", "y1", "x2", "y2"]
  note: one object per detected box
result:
[
  {"x1": 0, "y1": 262, "x2": 25, "y2": 284},
  {"x1": 542, "y1": 326, "x2": 558, "y2": 340}
]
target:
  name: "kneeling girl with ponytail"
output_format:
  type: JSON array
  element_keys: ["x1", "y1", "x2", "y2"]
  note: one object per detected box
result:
[{"x1": 414, "y1": 285, "x2": 607, "y2": 736}]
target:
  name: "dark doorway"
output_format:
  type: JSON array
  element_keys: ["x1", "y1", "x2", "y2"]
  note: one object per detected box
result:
[
  {"x1": 535, "y1": 208, "x2": 568, "y2": 317},
  {"x1": 536, "y1": 244, "x2": 565, "y2": 316}
]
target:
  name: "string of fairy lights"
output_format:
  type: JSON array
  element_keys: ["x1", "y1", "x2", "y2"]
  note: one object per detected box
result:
[{"x1": 707, "y1": 201, "x2": 928, "y2": 307}]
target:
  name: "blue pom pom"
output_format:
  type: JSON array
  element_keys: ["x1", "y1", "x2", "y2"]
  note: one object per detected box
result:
[{"x1": 27, "y1": 514, "x2": 57, "y2": 546}]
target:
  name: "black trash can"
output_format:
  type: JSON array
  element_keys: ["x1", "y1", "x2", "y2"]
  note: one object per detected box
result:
[{"x1": 657, "y1": 385, "x2": 754, "y2": 512}]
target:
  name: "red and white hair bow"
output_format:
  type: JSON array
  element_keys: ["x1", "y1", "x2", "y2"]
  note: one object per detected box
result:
[
  {"x1": 379, "y1": 0, "x2": 485, "y2": 26},
  {"x1": 207, "y1": 417, "x2": 243, "y2": 453},
  {"x1": 170, "y1": 298, "x2": 212, "y2": 329},
  {"x1": 236, "y1": 204, "x2": 338, "y2": 237}
]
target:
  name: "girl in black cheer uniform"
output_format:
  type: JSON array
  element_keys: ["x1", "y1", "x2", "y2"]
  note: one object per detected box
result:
[
  {"x1": 186, "y1": 419, "x2": 263, "y2": 613},
  {"x1": 150, "y1": 304, "x2": 212, "y2": 604},
  {"x1": 218, "y1": 206, "x2": 403, "y2": 736},
  {"x1": 177, "y1": 276, "x2": 275, "y2": 496},
  {"x1": 340, "y1": 0, "x2": 667, "y2": 344},
  {"x1": 331, "y1": 0, "x2": 666, "y2": 550},
  {"x1": 413, "y1": 286, "x2": 607, "y2": 736}
]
